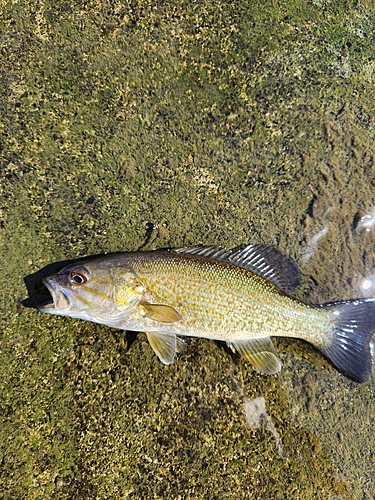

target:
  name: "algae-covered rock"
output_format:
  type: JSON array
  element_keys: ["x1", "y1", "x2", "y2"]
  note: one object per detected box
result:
[{"x1": 1, "y1": 0, "x2": 375, "y2": 498}]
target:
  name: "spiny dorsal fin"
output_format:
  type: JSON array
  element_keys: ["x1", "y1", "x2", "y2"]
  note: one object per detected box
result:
[
  {"x1": 173, "y1": 244, "x2": 300, "y2": 294},
  {"x1": 228, "y1": 337, "x2": 282, "y2": 375},
  {"x1": 174, "y1": 245, "x2": 231, "y2": 260}
]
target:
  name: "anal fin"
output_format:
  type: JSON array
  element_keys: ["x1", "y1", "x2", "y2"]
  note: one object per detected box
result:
[{"x1": 228, "y1": 337, "x2": 281, "y2": 375}]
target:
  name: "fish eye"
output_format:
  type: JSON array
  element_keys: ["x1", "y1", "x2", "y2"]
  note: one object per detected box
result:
[{"x1": 70, "y1": 268, "x2": 89, "y2": 285}]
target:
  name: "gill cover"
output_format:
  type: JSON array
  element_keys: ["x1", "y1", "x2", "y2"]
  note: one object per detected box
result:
[{"x1": 111, "y1": 267, "x2": 145, "y2": 310}]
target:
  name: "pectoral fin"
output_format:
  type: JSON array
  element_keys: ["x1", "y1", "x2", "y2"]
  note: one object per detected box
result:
[
  {"x1": 146, "y1": 332, "x2": 185, "y2": 365},
  {"x1": 228, "y1": 337, "x2": 281, "y2": 375},
  {"x1": 142, "y1": 302, "x2": 182, "y2": 323}
]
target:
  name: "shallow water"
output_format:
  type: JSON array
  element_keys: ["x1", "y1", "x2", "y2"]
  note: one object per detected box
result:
[{"x1": 1, "y1": 1, "x2": 375, "y2": 498}]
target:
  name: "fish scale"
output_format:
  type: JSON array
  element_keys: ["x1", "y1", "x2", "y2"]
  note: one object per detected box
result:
[{"x1": 127, "y1": 253, "x2": 332, "y2": 344}]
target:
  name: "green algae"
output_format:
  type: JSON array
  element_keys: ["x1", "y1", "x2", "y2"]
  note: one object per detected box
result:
[{"x1": 1, "y1": 0, "x2": 375, "y2": 498}]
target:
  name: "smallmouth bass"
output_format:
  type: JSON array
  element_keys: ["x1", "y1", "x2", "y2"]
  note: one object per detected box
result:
[{"x1": 39, "y1": 244, "x2": 375, "y2": 382}]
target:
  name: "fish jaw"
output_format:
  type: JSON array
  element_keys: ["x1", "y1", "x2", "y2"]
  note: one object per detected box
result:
[{"x1": 39, "y1": 276, "x2": 71, "y2": 315}]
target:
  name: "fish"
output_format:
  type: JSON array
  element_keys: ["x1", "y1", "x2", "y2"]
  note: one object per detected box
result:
[{"x1": 39, "y1": 244, "x2": 375, "y2": 382}]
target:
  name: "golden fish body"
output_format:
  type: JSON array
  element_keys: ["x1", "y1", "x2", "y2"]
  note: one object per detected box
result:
[
  {"x1": 40, "y1": 245, "x2": 375, "y2": 382},
  {"x1": 119, "y1": 250, "x2": 331, "y2": 343}
]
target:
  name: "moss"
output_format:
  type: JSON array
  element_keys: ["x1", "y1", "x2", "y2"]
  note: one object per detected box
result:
[{"x1": 1, "y1": 0, "x2": 375, "y2": 498}]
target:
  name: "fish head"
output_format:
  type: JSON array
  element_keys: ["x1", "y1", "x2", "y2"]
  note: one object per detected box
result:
[{"x1": 39, "y1": 259, "x2": 144, "y2": 326}]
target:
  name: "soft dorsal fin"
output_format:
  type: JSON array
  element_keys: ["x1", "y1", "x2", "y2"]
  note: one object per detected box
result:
[{"x1": 173, "y1": 244, "x2": 300, "y2": 293}]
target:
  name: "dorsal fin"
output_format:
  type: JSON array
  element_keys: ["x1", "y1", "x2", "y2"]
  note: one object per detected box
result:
[
  {"x1": 173, "y1": 245, "x2": 231, "y2": 260},
  {"x1": 173, "y1": 244, "x2": 300, "y2": 294}
]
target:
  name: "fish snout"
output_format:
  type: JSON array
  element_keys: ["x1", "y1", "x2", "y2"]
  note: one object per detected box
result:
[{"x1": 39, "y1": 276, "x2": 70, "y2": 312}]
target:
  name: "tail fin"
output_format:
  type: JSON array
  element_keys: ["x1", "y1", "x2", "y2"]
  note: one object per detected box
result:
[{"x1": 319, "y1": 299, "x2": 375, "y2": 382}]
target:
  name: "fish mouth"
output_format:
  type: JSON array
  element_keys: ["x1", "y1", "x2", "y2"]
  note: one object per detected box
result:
[{"x1": 38, "y1": 277, "x2": 70, "y2": 312}]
